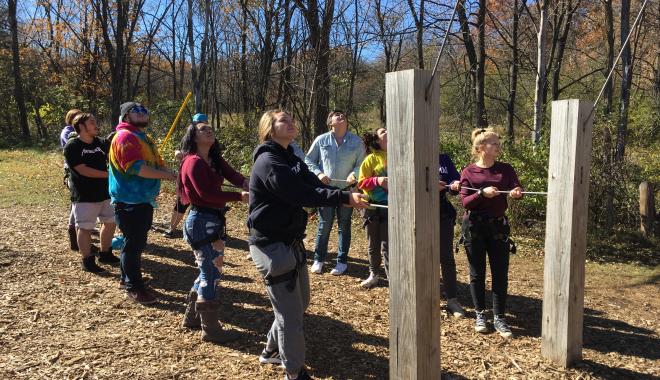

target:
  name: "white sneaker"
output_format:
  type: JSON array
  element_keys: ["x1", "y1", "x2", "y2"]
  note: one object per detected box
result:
[
  {"x1": 330, "y1": 262, "x2": 347, "y2": 276},
  {"x1": 446, "y1": 298, "x2": 466, "y2": 318},
  {"x1": 360, "y1": 273, "x2": 379, "y2": 288},
  {"x1": 310, "y1": 261, "x2": 323, "y2": 274}
]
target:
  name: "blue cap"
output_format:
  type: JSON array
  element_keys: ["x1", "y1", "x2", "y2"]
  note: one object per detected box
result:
[{"x1": 192, "y1": 113, "x2": 208, "y2": 123}]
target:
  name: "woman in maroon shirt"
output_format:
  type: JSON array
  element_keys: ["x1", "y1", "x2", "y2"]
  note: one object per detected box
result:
[
  {"x1": 177, "y1": 120, "x2": 249, "y2": 343},
  {"x1": 459, "y1": 128, "x2": 523, "y2": 338}
]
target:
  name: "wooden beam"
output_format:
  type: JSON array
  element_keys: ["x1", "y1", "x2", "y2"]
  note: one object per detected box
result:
[
  {"x1": 386, "y1": 69, "x2": 441, "y2": 379},
  {"x1": 541, "y1": 99, "x2": 594, "y2": 367}
]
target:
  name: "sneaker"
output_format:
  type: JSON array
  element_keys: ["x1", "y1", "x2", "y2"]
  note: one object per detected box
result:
[
  {"x1": 310, "y1": 261, "x2": 323, "y2": 274},
  {"x1": 360, "y1": 272, "x2": 379, "y2": 288},
  {"x1": 446, "y1": 298, "x2": 466, "y2": 318},
  {"x1": 475, "y1": 310, "x2": 488, "y2": 333},
  {"x1": 126, "y1": 287, "x2": 158, "y2": 304},
  {"x1": 494, "y1": 315, "x2": 513, "y2": 338},
  {"x1": 162, "y1": 229, "x2": 176, "y2": 238},
  {"x1": 81, "y1": 256, "x2": 106, "y2": 273},
  {"x1": 330, "y1": 262, "x2": 348, "y2": 276},
  {"x1": 285, "y1": 368, "x2": 313, "y2": 380},
  {"x1": 259, "y1": 348, "x2": 282, "y2": 365}
]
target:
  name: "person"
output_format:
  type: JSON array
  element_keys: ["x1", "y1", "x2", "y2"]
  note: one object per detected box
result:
[
  {"x1": 62, "y1": 108, "x2": 82, "y2": 251},
  {"x1": 356, "y1": 127, "x2": 388, "y2": 289},
  {"x1": 248, "y1": 109, "x2": 367, "y2": 380},
  {"x1": 459, "y1": 127, "x2": 523, "y2": 338},
  {"x1": 109, "y1": 101, "x2": 177, "y2": 304},
  {"x1": 163, "y1": 149, "x2": 188, "y2": 238},
  {"x1": 63, "y1": 113, "x2": 118, "y2": 272},
  {"x1": 305, "y1": 110, "x2": 365, "y2": 275},
  {"x1": 437, "y1": 153, "x2": 467, "y2": 317},
  {"x1": 178, "y1": 117, "x2": 249, "y2": 343}
]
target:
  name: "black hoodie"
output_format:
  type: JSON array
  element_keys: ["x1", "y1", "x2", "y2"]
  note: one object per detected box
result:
[{"x1": 248, "y1": 140, "x2": 350, "y2": 246}]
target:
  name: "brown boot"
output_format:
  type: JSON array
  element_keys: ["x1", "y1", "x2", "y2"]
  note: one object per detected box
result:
[
  {"x1": 181, "y1": 291, "x2": 201, "y2": 329},
  {"x1": 196, "y1": 300, "x2": 240, "y2": 343}
]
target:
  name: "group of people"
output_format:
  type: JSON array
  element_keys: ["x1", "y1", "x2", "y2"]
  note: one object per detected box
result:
[{"x1": 60, "y1": 104, "x2": 523, "y2": 380}]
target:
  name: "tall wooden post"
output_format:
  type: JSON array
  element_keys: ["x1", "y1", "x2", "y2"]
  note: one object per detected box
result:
[
  {"x1": 639, "y1": 182, "x2": 656, "y2": 238},
  {"x1": 542, "y1": 99, "x2": 594, "y2": 367},
  {"x1": 386, "y1": 69, "x2": 441, "y2": 379}
]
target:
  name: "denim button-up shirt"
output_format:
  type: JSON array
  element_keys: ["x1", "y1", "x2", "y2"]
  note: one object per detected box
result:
[{"x1": 305, "y1": 131, "x2": 365, "y2": 188}]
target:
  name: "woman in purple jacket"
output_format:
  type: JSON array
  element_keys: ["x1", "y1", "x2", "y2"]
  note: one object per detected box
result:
[{"x1": 459, "y1": 128, "x2": 523, "y2": 338}]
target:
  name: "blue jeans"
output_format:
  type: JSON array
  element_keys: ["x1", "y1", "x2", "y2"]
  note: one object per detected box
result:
[
  {"x1": 313, "y1": 206, "x2": 353, "y2": 264},
  {"x1": 184, "y1": 209, "x2": 224, "y2": 301},
  {"x1": 114, "y1": 202, "x2": 153, "y2": 290}
]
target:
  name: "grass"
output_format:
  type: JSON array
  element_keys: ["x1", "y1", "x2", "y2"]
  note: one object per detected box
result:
[{"x1": 0, "y1": 148, "x2": 70, "y2": 207}]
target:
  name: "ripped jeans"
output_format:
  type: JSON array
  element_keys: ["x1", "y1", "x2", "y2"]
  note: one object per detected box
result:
[{"x1": 184, "y1": 208, "x2": 225, "y2": 301}]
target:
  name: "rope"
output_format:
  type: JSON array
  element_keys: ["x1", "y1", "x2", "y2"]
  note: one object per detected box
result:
[
  {"x1": 461, "y1": 186, "x2": 547, "y2": 196},
  {"x1": 425, "y1": 0, "x2": 461, "y2": 100},
  {"x1": 590, "y1": 0, "x2": 649, "y2": 116}
]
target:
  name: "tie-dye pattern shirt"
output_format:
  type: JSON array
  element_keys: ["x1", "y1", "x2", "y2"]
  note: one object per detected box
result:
[
  {"x1": 357, "y1": 150, "x2": 388, "y2": 204},
  {"x1": 108, "y1": 122, "x2": 165, "y2": 206}
]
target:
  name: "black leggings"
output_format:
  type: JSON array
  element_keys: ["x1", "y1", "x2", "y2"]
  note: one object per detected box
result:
[
  {"x1": 439, "y1": 215, "x2": 458, "y2": 299},
  {"x1": 461, "y1": 215, "x2": 511, "y2": 316}
]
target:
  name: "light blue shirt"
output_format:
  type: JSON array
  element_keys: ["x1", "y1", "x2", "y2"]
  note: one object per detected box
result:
[{"x1": 305, "y1": 131, "x2": 365, "y2": 188}]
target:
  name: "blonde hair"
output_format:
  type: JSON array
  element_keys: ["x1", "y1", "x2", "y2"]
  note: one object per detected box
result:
[
  {"x1": 65, "y1": 109, "x2": 82, "y2": 126},
  {"x1": 258, "y1": 109, "x2": 291, "y2": 143},
  {"x1": 470, "y1": 127, "x2": 500, "y2": 160}
]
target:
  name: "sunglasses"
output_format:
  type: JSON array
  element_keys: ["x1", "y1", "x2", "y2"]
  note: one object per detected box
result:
[
  {"x1": 196, "y1": 125, "x2": 213, "y2": 132},
  {"x1": 130, "y1": 105, "x2": 149, "y2": 115}
]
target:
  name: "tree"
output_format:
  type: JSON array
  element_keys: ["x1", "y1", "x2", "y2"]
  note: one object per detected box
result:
[{"x1": 8, "y1": 0, "x2": 29, "y2": 138}]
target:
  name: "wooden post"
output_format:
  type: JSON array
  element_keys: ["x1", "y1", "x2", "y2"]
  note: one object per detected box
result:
[
  {"x1": 386, "y1": 69, "x2": 441, "y2": 379},
  {"x1": 541, "y1": 99, "x2": 594, "y2": 367},
  {"x1": 639, "y1": 182, "x2": 655, "y2": 238}
]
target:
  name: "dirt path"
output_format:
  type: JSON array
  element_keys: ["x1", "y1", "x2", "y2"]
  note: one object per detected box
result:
[{"x1": 0, "y1": 191, "x2": 658, "y2": 379}]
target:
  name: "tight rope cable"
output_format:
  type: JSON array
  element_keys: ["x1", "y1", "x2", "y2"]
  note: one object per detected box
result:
[
  {"x1": 589, "y1": 0, "x2": 649, "y2": 118},
  {"x1": 425, "y1": 0, "x2": 461, "y2": 100},
  {"x1": 462, "y1": 186, "x2": 547, "y2": 196}
]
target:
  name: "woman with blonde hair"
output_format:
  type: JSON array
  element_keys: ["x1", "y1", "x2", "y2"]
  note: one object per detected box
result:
[
  {"x1": 459, "y1": 127, "x2": 523, "y2": 338},
  {"x1": 248, "y1": 109, "x2": 367, "y2": 380}
]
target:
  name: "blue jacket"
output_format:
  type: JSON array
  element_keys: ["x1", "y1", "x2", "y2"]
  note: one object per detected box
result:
[
  {"x1": 305, "y1": 131, "x2": 365, "y2": 187},
  {"x1": 439, "y1": 153, "x2": 460, "y2": 220},
  {"x1": 248, "y1": 140, "x2": 350, "y2": 246}
]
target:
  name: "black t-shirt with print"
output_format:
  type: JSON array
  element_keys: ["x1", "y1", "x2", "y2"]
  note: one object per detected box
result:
[{"x1": 64, "y1": 137, "x2": 110, "y2": 203}]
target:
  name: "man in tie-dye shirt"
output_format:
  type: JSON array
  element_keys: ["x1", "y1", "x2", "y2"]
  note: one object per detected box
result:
[{"x1": 109, "y1": 101, "x2": 176, "y2": 304}]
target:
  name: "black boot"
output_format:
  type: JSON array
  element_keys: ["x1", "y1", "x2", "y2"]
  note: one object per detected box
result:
[
  {"x1": 181, "y1": 291, "x2": 201, "y2": 329},
  {"x1": 69, "y1": 226, "x2": 79, "y2": 251},
  {"x1": 81, "y1": 256, "x2": 105, "y2": 273},
  {"x1": 98, "y1": 249, "x2": 119, "y2": 263},
  {"x1": 196, "y1": 300, "x2": 239, "y2": 343}
]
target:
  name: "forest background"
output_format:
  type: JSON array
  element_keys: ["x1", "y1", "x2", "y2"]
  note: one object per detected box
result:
[{"x1": 1, "y1": 0, "x2": 658, "y2": 251}]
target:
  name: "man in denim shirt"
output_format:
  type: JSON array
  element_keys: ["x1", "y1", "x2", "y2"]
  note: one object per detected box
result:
[{"x1": 305, "y1": 110, "x2": 365, "y2": 275}]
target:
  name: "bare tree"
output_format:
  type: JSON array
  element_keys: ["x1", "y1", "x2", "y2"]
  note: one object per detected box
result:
[{"x1": 8, "y1": 0, "x2": 28, "y2": 137}]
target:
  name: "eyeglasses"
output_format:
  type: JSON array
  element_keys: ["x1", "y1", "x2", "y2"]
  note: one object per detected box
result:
[{"x1": 130, "y1": 105, "x2": 149, "y2": 115}]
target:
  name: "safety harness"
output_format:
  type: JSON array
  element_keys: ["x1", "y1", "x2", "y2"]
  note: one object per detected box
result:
[
  {"x1": 263, "y1": 239, "x2": 306, "y2": 292},
  {"x1": 188, "y1": 205, "x2": 229, "y2": 250},
  {"x1": 456, "y1": 211, "x2": 517, "y2": 254}
]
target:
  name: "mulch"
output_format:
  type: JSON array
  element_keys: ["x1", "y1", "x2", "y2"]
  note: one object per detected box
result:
[{"x1": 0, "y1": 194, "x2": 658, "y2": 379}]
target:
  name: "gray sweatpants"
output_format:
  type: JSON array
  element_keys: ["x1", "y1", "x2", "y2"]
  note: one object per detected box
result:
[{"x1": 250, "y1": 241, "x2": 310, "y2": 375}]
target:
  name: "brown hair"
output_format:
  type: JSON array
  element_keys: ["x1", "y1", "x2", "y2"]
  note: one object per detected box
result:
[
  {"x1": 71, "y1": 113, "x2": 94, "y2": 133},
  {"x1": 65, "y1": 109, "x2": 82, "y2": 126},
  {"x1": 258, "y1": 109, "x2": 291, "y2": 143},
  {"x1": 362, "y1": 127, "x2": 386, "y2": 154},
  {"x1": 326, "y1": 109, "x2": 345, "y2": 127},
  {"x1": 470, "y1": 127, "x2": 500, "y2": 160}
]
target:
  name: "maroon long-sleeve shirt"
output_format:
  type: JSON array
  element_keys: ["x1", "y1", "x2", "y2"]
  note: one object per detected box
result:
[
  {"x1": 179, "y1": 154, "x2": 245, "y2": 209},
  {"x1": 459, "y1": 162, "x2": 522, "y2": 218}
]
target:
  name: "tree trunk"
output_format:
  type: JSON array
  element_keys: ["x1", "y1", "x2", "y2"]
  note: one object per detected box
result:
[
  {"x1": 8, "y1": 0, "x2": 30, "y2": 138},
  {"x1": 532, "y1": 0, "x2": 549, "y2": 144},
  {"x1": 603, "y1": 0, "x2": 615, "y2": 116},
  {"x1": 475, "y1": 0, "x2": 488, "y2": 127},
  {"x1": 615, "y1": 0, "x2": 632, "y2": 162},
  {"x1": 407, "y1": 0, "x2": 425, "y2": 69},
  {"x1": 506, "y1": 0, "x2": 521, "y2": 141},
  {"x1": 457, "y1": 0, "x2": 478, "y2": 126}
]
